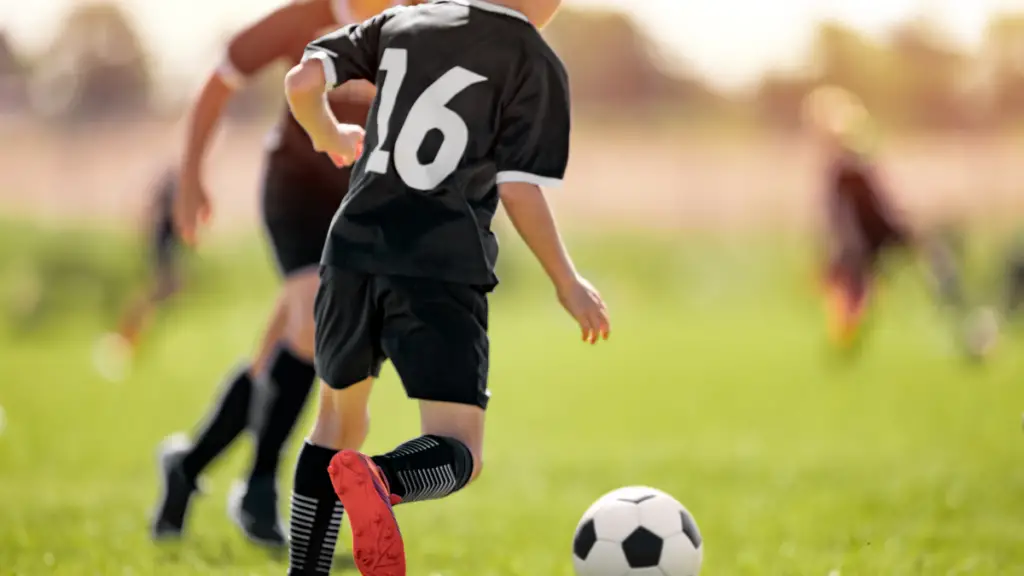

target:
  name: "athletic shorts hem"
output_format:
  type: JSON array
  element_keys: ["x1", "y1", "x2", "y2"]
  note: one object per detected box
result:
[
  {"x1": 405, "y1": 390, "x2": 490, "y2": 410},
  {"x1": 316, "y1": 362, "x2": 384, "y2": 391},
  {"x1": 313, "y1": 266, "x2": 491, "y2": 410}
]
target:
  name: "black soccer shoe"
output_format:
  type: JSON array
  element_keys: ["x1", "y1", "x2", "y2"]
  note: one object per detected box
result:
[
  {"x1": 151, "y1": 434, "x2": 200, "y2": 540},
  {"x1": 227, "y1": 477, "x2": 287, "y2": 548}
]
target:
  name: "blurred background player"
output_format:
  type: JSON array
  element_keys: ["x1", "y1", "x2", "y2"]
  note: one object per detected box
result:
[
  {"x1": 93, "y1": 169, "x2": 185, "y2": 381},
  {"x1": 151, "y1": 0, "x2": 399, "y2": 548},
  {"x1": 803, "y1": 86, "x2": 975, "y2": 355}
]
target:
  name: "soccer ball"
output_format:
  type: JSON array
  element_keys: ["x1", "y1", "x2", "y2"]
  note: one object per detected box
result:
[{"x1": 572, "y1": 486, "x2": 702, "y2": 576}]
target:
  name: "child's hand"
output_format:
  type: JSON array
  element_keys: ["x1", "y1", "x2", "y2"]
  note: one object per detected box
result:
[
  {"x1": 173, "y1": 173, "x2": 212, "y2": 246},
  {"x1": 311, "y1": 123, "x2": 365, "y2": 167},
  {"x1": 557, "y1": 275, "x2": 610, "y2": 344}
]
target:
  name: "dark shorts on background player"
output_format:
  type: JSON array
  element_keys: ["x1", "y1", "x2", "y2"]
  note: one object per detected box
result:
[
  {"x1": 825, "y1": 185, "x2": 911, "y2": 287},
  {"x1": 150, "y1": 171, "x2": 183, "y2": 299},
  {"x1": 313, "y1": 265, "x2": 490, "y2": 409},
  {"x1": 260, "y1": 160, "x2": 350, "y2": 277}
]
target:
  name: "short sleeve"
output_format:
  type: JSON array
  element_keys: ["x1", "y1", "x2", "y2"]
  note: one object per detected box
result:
[
  {"x1": 303, "y1": 11, "x2": 390, "y2": 90},
  {"x1": 494, "y1": 56, "x2": 571, "y2": 188}
]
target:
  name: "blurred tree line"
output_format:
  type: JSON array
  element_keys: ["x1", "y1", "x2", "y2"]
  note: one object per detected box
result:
[{"x1": 2, "y1": 2, "x2": 1024, "y2": 130}]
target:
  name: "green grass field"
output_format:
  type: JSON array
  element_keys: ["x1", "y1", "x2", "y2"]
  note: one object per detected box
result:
[{"x1": 1, "y1": 226, "x2": 1023, "y2": 575}]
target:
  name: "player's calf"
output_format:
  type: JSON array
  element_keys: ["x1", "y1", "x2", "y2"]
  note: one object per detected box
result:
[
  {"x1": 324, "y1": 435, "x2": 475, "y2": 576},
  {"x1": 287, "y1": 380, "x2": 373, "y2": 575},
  {"x1": 368, "y1": 433, "x2": 476, "y2": 503},
  {"x1": 151, "y1": 366, "x2": 253, "y2": 539},
  {"x1": 325, "y1": 403, "x2": 480, "y2": 575}
]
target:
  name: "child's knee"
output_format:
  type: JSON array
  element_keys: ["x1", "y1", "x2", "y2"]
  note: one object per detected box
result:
[{"x1": 282, "y1": 310, "x2": 316, "y2": 360}]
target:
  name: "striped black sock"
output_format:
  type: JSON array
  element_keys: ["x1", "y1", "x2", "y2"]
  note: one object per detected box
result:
[
  {"x1": 288, "y1": 442, "x2": 344, "y2": 575},
  {"x1": 371, "y1": 435, "x2": 474, "y2": 503}
]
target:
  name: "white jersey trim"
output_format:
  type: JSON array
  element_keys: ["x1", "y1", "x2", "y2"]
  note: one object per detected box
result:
[
  {"x1": 215, "y1": 54, "x2": 247, "y2": 90},
  {"x1": 496, "y1": 170, "x2": 562, "y2": 188},
  {"x1": 446, "y1": 0, "x2": 528, "y2": 23},
  {"x1": 302, "y1": 49, "x2": 339, "y2": 88}
]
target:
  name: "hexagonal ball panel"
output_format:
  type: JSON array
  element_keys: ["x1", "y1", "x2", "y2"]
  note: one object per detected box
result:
[
  {"x1": 592, "y1": 500, "x2": 641, "y2": 542},
  {"x1": 622, "y1": 527, "x2": 664, "y2": 568},
  {"x1": 574, "y1": 518, "x2": 598, "y2": 560}
]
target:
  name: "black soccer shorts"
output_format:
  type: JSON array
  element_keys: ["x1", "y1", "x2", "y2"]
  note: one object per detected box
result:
[
  {"x1": 313, "y1": 265, "x2": 490, "y2": 409},
  {"x1": 260, "y1": 162, "x2": 349, "y2": 277},
  {"x1": 148, "y1": 173, "x2": 183, "y2": 300},
  {"x1": 151, "y1": 202, "x2": 180, "y2": 275}
]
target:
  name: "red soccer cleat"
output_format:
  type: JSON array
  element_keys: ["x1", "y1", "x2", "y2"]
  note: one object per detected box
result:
[{"x1": 328, "y1": 450, "x2": 405, "y2": 576}]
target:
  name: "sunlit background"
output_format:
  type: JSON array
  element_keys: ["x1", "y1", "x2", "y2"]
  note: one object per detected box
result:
[{"x1": 1, "y1": 1, "x2": 1024, "y2": 574}]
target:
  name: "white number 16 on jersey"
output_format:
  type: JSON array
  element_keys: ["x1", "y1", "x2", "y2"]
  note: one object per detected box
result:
[{"x1": 365, "y1": 48, "x2": 486, "y2": 191}]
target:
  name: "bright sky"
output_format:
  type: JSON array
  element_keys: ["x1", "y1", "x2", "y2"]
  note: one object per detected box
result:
[{"x1": 2, "y1": 0, "x2": 1023, "y2": 89}]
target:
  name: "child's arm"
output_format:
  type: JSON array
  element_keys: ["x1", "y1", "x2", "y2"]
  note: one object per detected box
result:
[
  {"x1": 499, "y1": 182, "x2": 577, "y2": 292},
  {"x1": 499, "y1": 183, "x2": 609, "y2": 343},
  {"x1": 283, "y1": 61, "x2": 361, "y2": 164},
  {"x1": 175, "y1": 1, "x2": 335, "y2": 244},
  {"x1": 494, "y1": 56, "x2": 609, "y2": 343},
  {"x1": 285, "y1": 10, "x2": 390, "y2": 164}
]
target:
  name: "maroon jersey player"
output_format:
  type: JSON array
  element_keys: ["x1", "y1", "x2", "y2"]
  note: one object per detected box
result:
[{"x1": 151, "y1": 0, "x2": 412, "y2": 549}]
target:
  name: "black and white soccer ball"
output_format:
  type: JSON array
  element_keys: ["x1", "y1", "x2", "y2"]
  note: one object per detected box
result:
[{"x1": 573, "y1": 486, "x2": 702, "y2": 576}]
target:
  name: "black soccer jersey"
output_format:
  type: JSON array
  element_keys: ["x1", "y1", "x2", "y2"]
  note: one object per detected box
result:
[{"x1": 303, "y1": 0, "x2": 571, "y2": 287}]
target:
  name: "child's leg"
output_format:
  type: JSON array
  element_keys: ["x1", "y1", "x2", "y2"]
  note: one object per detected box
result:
[
  {"x1": 287, "y1": 266, "x2": 382, "y2": 575},
  {"x1": 150, "y1": 297, "x2": 284, "y2": 539},
  {"x1": 327, "y1": 275, "x2": 490, "y2": 576},
  {"x1": 825, "y1": 262, "x2": 870, "y2": 347},
  {"x1": 326, "y1": 403, "x2": 481, "y2": 576},
  {"x1": 288, "y1": 380, "x2": 373, "y2": 576},
  {"x1": 367, "y1": 401, "x2": 483, "y2": 499}
]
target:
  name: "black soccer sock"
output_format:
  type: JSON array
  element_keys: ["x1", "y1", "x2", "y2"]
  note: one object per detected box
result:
[
  {"x1": 288, "y1": 442, "x2": 344, "y2": 576},
  {"x1": 371, "y1": 435, "x2": 474, "y2": 503},
  {"x1": 179, "y1": 366, "x2": 253, "y2": 481},
  {"x1": 247, "y1": 346, "x2": 317, "y2": 484}
]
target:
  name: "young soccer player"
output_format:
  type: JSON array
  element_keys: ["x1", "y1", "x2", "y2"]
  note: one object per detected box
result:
[
  {"x1": 151, "y1": 0, "x2": 403, "y2": 548},
  {"x1": 803, "y1": 86, "x2": 967, "y2": 352},
  {"x1": 283, "y1": 1, "x2": 609, "y2": 573},
  {"x1": 93, "y1": 169, "x2": 186, "y2": 381}
]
